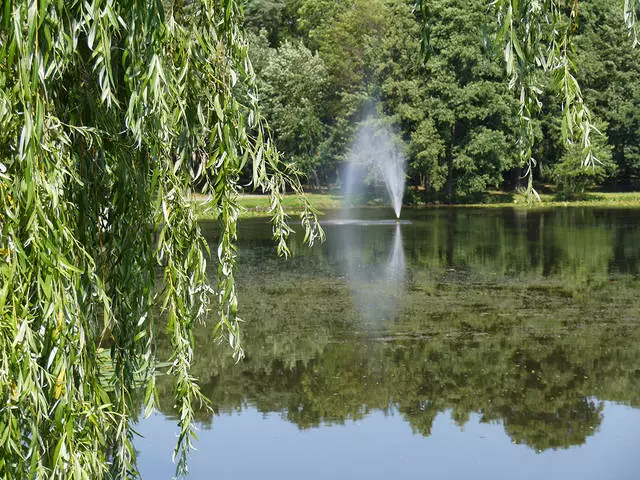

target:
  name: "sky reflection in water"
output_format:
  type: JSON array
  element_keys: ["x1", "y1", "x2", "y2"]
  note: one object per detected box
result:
[{"x1": 137, "y1": 402, "x2": 640, "y2": 480}]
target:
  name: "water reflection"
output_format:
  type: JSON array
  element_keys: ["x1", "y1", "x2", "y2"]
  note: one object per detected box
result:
[
  {"x1": 386, "y1": 223, "x2": 406, "y2": 285},
  {"x1": 149, "y1": 208, "x2": 640, "y2": 463},
  {"x1": 339, "y1": 222, "x2": 406, "y2": 326},
  {"x1": 137, "y1": 403, "x2": 640, "y2": 480}
]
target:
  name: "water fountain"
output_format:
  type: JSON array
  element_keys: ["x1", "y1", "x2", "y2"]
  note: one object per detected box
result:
[{"x1": 342, "y1": 117, "x2": 406, "y2": 219}]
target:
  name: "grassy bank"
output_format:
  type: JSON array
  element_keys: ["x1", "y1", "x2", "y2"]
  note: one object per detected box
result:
[
  {"x1": 473, "y1": 190, "x2": 640, "y2": 209},
  {"x1": 192, "y1": 191, "x2": 640, "y2": 220},
  {"x1": 192, "y1": 193, "x2": 342, "y2": 220}
]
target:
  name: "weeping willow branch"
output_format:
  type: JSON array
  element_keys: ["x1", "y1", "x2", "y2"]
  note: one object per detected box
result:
[
  {"x1": 490, "y1": 0, "x2": 599, "y2": 200},
  {"x1": 0, "y1": 0, "x2": 323, "y2": 478},
  {"x1": 625, "y1": 0, "x2": 640, "y2": 46}
]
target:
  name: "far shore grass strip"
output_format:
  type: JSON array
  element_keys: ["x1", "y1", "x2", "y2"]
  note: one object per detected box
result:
[{"x1": 192, "y1": 191, "x2": 640, "y2": 220}]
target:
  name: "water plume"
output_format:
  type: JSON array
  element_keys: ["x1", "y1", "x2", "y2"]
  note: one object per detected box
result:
[{"x1": 343, "y1": 117, "x2": 406, "y2": 219}]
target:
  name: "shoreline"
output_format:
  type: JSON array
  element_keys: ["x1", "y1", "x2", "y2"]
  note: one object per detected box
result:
[{"x1": 192, "y1": 191, "x2": 640, "y2": 220}]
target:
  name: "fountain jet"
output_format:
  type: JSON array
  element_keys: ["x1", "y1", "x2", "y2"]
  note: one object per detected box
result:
[{"x1": 343, "y1": 116, "x2": 406, "y2": 219}]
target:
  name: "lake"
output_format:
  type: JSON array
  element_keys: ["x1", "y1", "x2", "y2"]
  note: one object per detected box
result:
[{"x1": 135, "y1": 207, "x2": 640, "y2": 479}]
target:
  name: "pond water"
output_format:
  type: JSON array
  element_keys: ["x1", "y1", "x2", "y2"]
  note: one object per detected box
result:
[{"x1": 136, "y1": 207, "x2": 640, "y2": 479}]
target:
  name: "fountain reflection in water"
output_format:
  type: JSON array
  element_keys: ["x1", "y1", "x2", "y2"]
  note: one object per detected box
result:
[
  {"x1": 338, "y1": 222, "x2": 407, "y2": 326},
  {"x1": 385, "y1": 223, "x2": 406, "y2": 286},
  {"x1": 342, "y1": 117, "x2": 406, "y2": 219}
]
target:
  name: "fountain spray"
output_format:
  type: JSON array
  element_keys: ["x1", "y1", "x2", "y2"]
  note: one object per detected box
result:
[{"x1": 343, "y1": 115, "x2": 406, "y2": 219}]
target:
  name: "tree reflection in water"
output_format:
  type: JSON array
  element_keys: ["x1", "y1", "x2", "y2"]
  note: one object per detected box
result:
[{"x1": 153, "y1": 208, "x2": 640, "y2": 452}]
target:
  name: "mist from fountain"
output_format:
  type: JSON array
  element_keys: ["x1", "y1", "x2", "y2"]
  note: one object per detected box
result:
[{"x1": 342, "y1": 118, "x2": 406, "y2": 219}]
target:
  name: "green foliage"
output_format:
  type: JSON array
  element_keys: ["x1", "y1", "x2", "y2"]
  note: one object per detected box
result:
[
  {"x1": 482, "y1": 0, "x2": 639, "y2": 197},
  {"x1": 245, "y1": 0, "x2": 639, "y2": 199},
  {"x1": 241, "y1": 0, "x2": 640, "y2": 199},
  {"x1": 552, "y1": 125, "x2": 614, "y2": 197},
  {"x1": 309, "y1": 0, "x2": 387, "y2": 169},
  {"x1": 250, "y1": 35, "x2": 330, "y2": 184},
  {"x1": 294, "y1": 0, "x2": 344, "y2": 51},
  {"x1": 409, "y1": 119, "x2": 446, "y2": 191},
  {"x1": 479, "y1": 0, "x2": 595, "y2": 200},
  {"x1": 572, "y1": 1, "x2": 640, "y2": 186},
  {"x1": 243, "y1": 0, "x2": 286, "y2": 46},
  {"x1": 0, "y1": 0, "x2": 322, "y2": 477},
  {"x1": 552, "y1": 151, "x2": 606, "y2": 198},
  {"x1": 624, "y1": 0, "x2": 640, "y2": 46},
  {"x1": 407, "y1": 0, "x2": 518, "y2": 201}
]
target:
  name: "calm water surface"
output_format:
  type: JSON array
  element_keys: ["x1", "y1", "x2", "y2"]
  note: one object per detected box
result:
[{"x1": 136, "y1": 207, "x2": 640, "y2": 479}]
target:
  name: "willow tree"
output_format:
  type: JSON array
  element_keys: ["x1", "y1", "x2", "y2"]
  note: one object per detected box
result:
[
  {"x1": 0, "y1": 0, "x2": 322, "y2": 478},
  {"x1": 416, "y1": 0, "x2": 640, "y2": 199}
]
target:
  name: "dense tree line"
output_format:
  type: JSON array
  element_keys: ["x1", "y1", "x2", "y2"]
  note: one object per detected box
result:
[{"x1": 243, "y1": 0, "x2": 640, "y2": 201}]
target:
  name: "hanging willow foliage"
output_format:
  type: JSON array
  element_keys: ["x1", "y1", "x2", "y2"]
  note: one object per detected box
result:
[
  {"x1": 490, "y1": 0, "x2": 598, "y2": 200},
  {"x1": 416, "y1": 0, "x2": 640, "y2": 199},
  {"x1": 0, "y1": 0, "x2": 322, "y2": 478}
]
